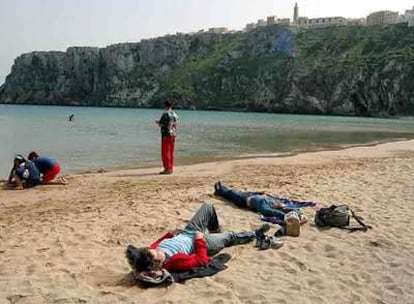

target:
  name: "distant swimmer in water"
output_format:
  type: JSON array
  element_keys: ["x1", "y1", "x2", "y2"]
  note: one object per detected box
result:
[{"x1": 68, "y1": 114, "x2": 74, "y2": 122}]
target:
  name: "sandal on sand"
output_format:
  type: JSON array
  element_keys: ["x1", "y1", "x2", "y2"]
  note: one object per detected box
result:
[{"x1": 284, "y1": 211, "x2": 301, "y2": 237}]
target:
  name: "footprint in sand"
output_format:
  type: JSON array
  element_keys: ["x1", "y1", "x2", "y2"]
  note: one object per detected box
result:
[{"x1": 384, "y1": 284, "x2": 404, "y2": 295}]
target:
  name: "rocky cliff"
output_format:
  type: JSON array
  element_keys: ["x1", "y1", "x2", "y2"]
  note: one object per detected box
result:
[{"x1": 1, "y1": 24, "x2": 413, "y2": 116}]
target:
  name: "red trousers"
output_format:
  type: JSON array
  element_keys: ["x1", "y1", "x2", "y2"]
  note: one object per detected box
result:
[
  {"x1": 43, "y1": 163, "x2": 61, "y2": 183},
  {"x1": 161, "y1": 136, "x2": 176, "y2": 172}
]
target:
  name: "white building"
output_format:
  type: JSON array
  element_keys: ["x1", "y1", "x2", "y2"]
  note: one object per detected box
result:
[
  {"x1": 208, "y1": 27, "x2": 229, "y2": 34},
  {"x1": 245, "y1": 23, "x2": 256, "y2": 31},
  {"x1": 277, "y1": 18, "x2": 291, "y2": 26},
  {"x1": 346, "y1": 18, "x2": 366, "y2": 26},
  {"x1": 367, "y1": 10, "x2": 398, "y2": 26},
  {"x1": 298, "y1": 16, "x2": 346, "y2": 28},
  {"x1": 403, "y1": 6, "x2": 414, "y2": 27},
  {"x1": 257, "y1": 19, "x2": 267, "y2": 27}
]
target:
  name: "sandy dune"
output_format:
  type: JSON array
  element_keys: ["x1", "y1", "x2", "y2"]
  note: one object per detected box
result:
[{"x1": 1, "y1": 140, "x2": 413, "y2": 304}]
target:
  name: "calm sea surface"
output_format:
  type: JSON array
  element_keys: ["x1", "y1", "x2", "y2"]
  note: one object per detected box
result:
[{"x1": 1, "y1": 104, "x2": 413, "y2": 176}]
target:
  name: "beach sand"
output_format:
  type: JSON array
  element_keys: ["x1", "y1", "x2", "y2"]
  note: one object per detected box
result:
[{"x1": 1, "y1": 140, "x2": 413, "y2": 304}]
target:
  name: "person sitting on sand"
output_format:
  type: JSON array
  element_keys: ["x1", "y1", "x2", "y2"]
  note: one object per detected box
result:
[
  {"x1": 7, "y1": 154, "x2": 42, "y2": 189},
  {"x1": 214, "y1": 182, "x2": 312, "y2": 224},
  {"x1": 126, "y1": 202, "x2": 268, "y2": 272},
  {"x1": 28, "y1": 151, "x2": 66, "y2": 185}
]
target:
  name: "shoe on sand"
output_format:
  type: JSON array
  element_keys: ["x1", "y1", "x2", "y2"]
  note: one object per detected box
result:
[
  {"x1": 259, "y1": 236, "x2": 284, "y2": 250},
  {"x1": 214, "y1": 181, "x2": 222, "y2": 195},
  {"x1": 284, "y1": 211, "x2": 301, "y2": 237},
  {"x1": 274, "y1": 226, "x2": 285, "y2": 237},
  {"x1": 254, "y1": 223, "x2": 271, "y2": 247},
  {"x1": 159, "y1": 170, "x2": 172, "y2": 175}
]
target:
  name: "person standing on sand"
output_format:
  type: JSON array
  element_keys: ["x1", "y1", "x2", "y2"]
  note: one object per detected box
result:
[{"x1": 155, "y1": 101, "x2": 178, "y2": 174}]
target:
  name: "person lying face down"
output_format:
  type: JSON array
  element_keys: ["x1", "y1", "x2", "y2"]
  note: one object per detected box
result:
[
  {"x1": 213, "y1": 182, "x2": 313, "y2": 223},
  {"x1": 126, "y1": 203, "x2": 261, "y2": 272}
]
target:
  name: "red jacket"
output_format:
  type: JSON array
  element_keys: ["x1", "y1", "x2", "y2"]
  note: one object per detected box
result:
[{"x1": 150, "y1": 232, "x2": 211, "y2": 271}]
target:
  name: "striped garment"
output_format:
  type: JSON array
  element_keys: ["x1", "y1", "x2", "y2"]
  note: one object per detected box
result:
[{"x1": 157, "y1": 231, "x2": 195, "y2": 259}]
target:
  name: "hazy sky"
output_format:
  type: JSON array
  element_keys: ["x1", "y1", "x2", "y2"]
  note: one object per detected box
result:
[{"x1": 0, "y1": 0, "x2": 413, "y2": 85}]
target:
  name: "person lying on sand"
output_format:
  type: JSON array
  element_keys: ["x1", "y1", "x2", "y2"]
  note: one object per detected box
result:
[
  {"x1": 214, "y1": 182, "x2": 311, "y2": 224},
  {"x1": 126, "y1": 203, "x2": 268, "y2": 272},
  {"x1": 27, "y1": 151, "x2": 66, "y2": 185}
]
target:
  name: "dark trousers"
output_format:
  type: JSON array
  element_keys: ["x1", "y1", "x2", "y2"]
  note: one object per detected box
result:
[
  {"x1": 161, "y1": 136, "x2": 175, "y2": 172},
  {"x1": 184, "y1": 203, "x2": 254, "y2": 255},
  {"x1": 216, "y1": 184, "x2": 261, "y2": 208}
]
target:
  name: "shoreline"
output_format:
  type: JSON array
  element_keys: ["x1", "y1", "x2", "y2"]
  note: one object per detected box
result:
[{"x1": 69, "y1": 136, "x2": 413, "y2": 176}]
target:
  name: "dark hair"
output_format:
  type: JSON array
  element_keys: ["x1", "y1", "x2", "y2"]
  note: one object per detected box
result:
[
  {"x1": 27, "y1": 151, "x2": 39, "y2": 161},
  {"x1": 126, "y1": 245, "x2": 154, "y2": 272},
  {"x1": 164, "y1": 100, "x2": 173, "y2": 108},
  {"x1": 14, "y1": 154, "x2": 26, "y2": 165}
]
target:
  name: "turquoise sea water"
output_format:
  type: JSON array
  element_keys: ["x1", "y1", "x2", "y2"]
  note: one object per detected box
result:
[{"x1": 1, "y1": 104, "x2": 413, "y2": 177}]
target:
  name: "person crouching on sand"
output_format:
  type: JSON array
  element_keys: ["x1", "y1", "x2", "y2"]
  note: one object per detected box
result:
[
  {"x1": 7, "y1": 154, "x2": 42, "y2": 190},
  {"x1": 126, "y1": 203, "x2": 268, "y2": 272},
  {"x1": 28, "y1": 151, "x2": 66, "y2": 185}
]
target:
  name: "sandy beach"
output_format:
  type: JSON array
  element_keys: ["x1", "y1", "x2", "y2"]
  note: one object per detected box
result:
[{"x1": 1, "y1": 140, "x2": 413, "y2": 304}]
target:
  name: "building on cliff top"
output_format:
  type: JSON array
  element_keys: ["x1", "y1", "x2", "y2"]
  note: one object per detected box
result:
[
  {"x1": 346, "y1": 18, "x2": 366, "y2": 26},
  {"x1": 293, "y1": 3, "x2": 346, "y2": 28},
  {"x1": 257, "y1": 19, "x2": 267, "y2": 27},
  {"x1": 242, "y1": 3, "x2": 412, "y2": 31},
  {"x1": 402, "y1": 6, "x2": 414, "y2": 27},
  {"x1": 208, "y1": 27, "x2": 229, "y2": 34},
  {"x1": 244, "y1": 23, "x2": 256, "y2": 31},
  {"x1": 297, "y1": 16, "x2": 346, "y2": 28},
  {"x1": 367, "y1": 10, "x2": 398, "y2": 26},
  {"x1": 267, "y1": 16, "x2": 276, "y2": 25}
]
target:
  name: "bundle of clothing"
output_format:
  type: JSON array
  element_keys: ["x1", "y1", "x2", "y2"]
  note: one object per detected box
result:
[{"x1": 126, "y1": 245, "x2": 231, "y2": 286}]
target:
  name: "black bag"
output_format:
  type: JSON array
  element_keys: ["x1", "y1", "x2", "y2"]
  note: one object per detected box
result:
[{"x1": 314, "y1": 204, "x2": 372, "y2": 232}]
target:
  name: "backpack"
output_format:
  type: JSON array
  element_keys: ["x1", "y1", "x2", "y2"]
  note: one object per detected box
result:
[
  {"x1": 167, "y1": 111, "x2": 178, "y2": 137},
  {"x1": 314, "y1": 204, "x2": 372, "y2": 232}
]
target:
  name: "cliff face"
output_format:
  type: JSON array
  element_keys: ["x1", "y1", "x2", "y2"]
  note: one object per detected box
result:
[{"x1": 1, "y1": 24, "x2": 413, "y2": 116}]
